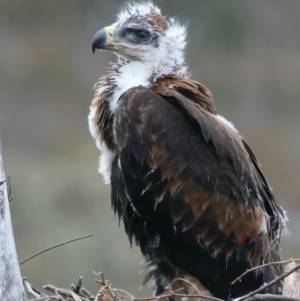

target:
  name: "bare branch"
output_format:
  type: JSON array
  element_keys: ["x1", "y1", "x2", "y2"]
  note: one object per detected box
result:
[
  {"x1": 245, "y1": 294, "x2": 300, "y2": 301},
  {"x1": 24, "y1": 281, "x2": 42, "y2": 298},
  {"x1": 71, "y1": 277, "x2": 95, "y2": 300},
  {"x1": 44, "y1": 284, "x2": 90, "y2": 301},
  {"x1": 24, "y1": 280, "x2": 48, "y2": 299},
  {"x1": 235, "y1": 264, "x2": 300, "y2": 301},
  {"x1": 232, "y1": 259, "x2": 300, "y2": 285},
  {"x1": 19, "y1": 233, "x2": 94, "y2": 265},
  {"x1": 34, "y1": 294, "x2": 58, "y2": 301}
]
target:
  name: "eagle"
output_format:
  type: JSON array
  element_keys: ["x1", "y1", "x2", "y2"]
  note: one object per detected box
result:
[{"x1": 89, "y1": 2, "x2": 287, "y2": 299}]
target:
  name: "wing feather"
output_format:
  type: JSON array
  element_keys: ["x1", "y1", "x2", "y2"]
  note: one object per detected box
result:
[{"x1": 113, "y1": 80, "x2": 285, "y2": 266}]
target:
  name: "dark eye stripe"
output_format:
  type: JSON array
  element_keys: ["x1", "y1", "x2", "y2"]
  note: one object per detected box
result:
[{"x1": 119, "y1": 27, "x2": 154, "y2": 44}]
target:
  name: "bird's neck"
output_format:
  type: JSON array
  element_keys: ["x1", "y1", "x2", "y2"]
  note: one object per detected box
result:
[
  {"x1": 107, "y1": 58, "x2": 187, "y2": 113},
  {"x1": 107, "y1": 60, "x2": 152, "y2": 113}
]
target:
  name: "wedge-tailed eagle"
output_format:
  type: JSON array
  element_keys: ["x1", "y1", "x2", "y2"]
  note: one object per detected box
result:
[{"x1": 88, "y1": 2, "x2": 287, "y2": 299}]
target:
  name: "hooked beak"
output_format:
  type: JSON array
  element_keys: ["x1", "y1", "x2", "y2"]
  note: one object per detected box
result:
[
  {"x1": 92, "y1": 25, "x2": 140, "y2": 54},
  {"x1": 92, "y1": 26, "x2": 116, "y2": 53}
]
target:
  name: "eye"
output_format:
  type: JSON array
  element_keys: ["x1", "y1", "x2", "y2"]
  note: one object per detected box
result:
[{"x1": 135, "y1": 30, "x2": 151, "y2": 42}]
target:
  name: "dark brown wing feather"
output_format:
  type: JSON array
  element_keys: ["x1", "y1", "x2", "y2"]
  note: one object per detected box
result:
[{"x1": 112, "y1": 78, "x2": 285, "y2": 298}]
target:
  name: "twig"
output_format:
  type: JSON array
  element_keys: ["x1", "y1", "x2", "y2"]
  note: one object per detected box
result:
[
  {"x1": 0, "y1": 176, "x2": 13, "y2": 201},
  {"x1": 24, "y1": 281, "x2": 45, "y2": 298},
  {"x1": 28, "y1": 297, "x2": 62, "y2": 301},
  {"x1": 24, "y1": 280, "x2": 57, "y2": 301},
  {"x1": 235, "y1": 264, "x2": 300, "y2": 301},
  {"x1": 72, "y1": 276, "x2": 83, "y2": 294},
  {"x1": 245, "y1": 294, "x2": 300, "y2": 300},
  {"x1": 44, "y1": 284, "x2": 91, "y2": 301},
  {"x1": 71, "y1": 277, "x2": 95, "y2": 300},
  {"x1": 81, "y1": 287, "x2": 95, "y2": 300},
  {"x1": 133, "y1": 277, "x2": 221, "y2": 301},
  {"x1": 95, "y1": 273, "x2": 118, "y2": 299},
  {"x1": 171, "y1": 292, "x2": 223, "y2": 301},
  {"x1": 43, "y1": 284, "x2": 68, "y2": 297},
  {"x1": 19, "y1": 233, "x2": 94, "y2": 265},
  {"x1": 113, "y1": 288, "x2": 135, "y2": 299},
  {"x1": 134, "y1": 291, "x2": 223, "y2": 301},
  {"x1": 0, "y1": 176, "x2": 10, "y2": 186},
  {"x1": 7, "y1": 176, "x2": 13, "y2": 202},
  {"x1": 232, "y1": 259, "x2": 300, "y2": 285}
]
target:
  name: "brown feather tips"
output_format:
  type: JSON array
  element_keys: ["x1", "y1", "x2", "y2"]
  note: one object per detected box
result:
[
  {"x1": 172, "y1": 180, "x2": 270, "y2": 263},
  {"x1": 114, "y1": 83, "x2": 277, "y2": 265},
  {"x1": 89, "y1": 75, "x2": 116, "y2": 151},
  {"x1": 151, "y1": 76, "x2": 216, "y2": 114}
]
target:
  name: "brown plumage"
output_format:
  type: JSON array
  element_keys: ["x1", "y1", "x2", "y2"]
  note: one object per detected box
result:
[
  {"x1": 89, "y1": 2, "x2": 287, "y2": 299},
  {"x1": 114, "y1": 78, "x2": 284, "y2": 264}
]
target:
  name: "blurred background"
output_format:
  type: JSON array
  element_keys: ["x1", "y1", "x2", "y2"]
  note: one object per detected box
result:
[{"x1": 1, "y1": 0, "x2": 300, "y2": 297}]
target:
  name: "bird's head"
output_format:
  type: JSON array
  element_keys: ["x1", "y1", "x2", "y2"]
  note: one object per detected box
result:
[{"x1": 92, "y1": 1, "x2": 188, "y2": 76}]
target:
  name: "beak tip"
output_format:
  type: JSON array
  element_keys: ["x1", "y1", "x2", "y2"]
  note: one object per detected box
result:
[{"x1": 92, "y1": 28, "x2": 107, "y2": 54}]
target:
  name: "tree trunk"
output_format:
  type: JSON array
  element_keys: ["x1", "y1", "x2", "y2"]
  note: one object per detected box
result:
[
  {"x1": 0, "y1": 138, "x2": 27, "y2": 301},
  {"x1": 284, "y1": 262, "x2": 300, "y2": 298}
]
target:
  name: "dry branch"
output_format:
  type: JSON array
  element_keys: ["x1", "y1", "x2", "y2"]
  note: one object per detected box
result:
[
  {"x1": 235, "y1": 264, "x2": 300, "y2": 301},
  {"x1": 19, "y1": 233, "x2": 94, "y2": 265},
  {"x1": 232, "y1": 259, "x2": 300, "y2": 285}
]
